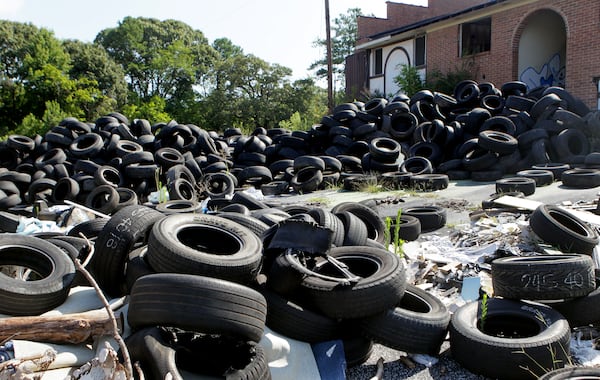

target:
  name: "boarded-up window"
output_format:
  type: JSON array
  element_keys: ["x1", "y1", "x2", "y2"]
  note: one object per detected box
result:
[
  {"x1": 461, "y1": 18, "x2": 491, "y2": 56},
  {"x1": 415, "y1": 35, "x2": 426, "y2": 67}
]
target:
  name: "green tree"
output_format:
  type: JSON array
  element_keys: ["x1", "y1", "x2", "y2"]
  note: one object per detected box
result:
[
  {"x1": 63, "y1": 39, "x2": 128, "y2": 106},
  {"x1": 95, "y1": 17, "x2": 218, "y2": 121},
  {"x1": 310, "y1": 8, "x2": 364, "y2": 91},
  {"x1": 394, "y1": 64, "x2": 425, "y2": 97}
]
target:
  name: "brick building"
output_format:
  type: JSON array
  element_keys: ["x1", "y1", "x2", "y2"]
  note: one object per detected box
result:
[{"x1": 346, "y1": 0, "x2": 600, "y2": 109}]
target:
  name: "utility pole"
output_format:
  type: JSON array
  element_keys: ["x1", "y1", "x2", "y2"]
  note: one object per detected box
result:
[{"x1": 325, "y1": 0, "x2": 334, "y2": 113}]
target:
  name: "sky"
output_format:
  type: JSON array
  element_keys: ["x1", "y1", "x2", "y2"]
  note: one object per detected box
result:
[{"x1": 0, "y1": 0, "x2": 427, "y2": 81}]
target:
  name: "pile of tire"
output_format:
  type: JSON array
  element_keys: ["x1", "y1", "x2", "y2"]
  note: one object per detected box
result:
[
  {"x1": 1, "y1": 82, "x2": 599, "y2": 218},
  {"x1": 449, "y1": 204, "x2": 599, "y2": 379},
  {"x1": 251, "y1": 199, "x2": 451, "y2": 365},
  {"x1": 81, "y1": 204, "x2": 272, "y2": 378}
]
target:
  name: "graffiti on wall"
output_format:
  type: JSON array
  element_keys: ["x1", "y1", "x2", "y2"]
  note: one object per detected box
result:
[{"x1": 520, "y1": 53, "x2": 565, "y2": 89}]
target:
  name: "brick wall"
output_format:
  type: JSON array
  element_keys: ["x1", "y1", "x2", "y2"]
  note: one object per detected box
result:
[
  {"x1": 357, "y1": 0, "x2": 489, "y2": 45},
  {"x1": 426, "y1": 0, "x2": 600, "y2": 108}
]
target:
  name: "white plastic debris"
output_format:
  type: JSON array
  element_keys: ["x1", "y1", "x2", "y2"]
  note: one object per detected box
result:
[
  {"x1": 409, "y1": 353, "x2": 439, "y2": 367},
  {"x1": 16, "y1": 217, "x2": 64, "y2": 235}
]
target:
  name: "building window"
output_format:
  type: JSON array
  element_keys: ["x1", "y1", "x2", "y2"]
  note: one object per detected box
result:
[
  {"x1": 373, "y1": 48, "x2": 383, "y2": 76},
  {"x1": 414, "y1": 35, "x2": 426, "y2": 67},
  {"x1": 460, "y1": 17, "x2": 491, "y2": 56}
]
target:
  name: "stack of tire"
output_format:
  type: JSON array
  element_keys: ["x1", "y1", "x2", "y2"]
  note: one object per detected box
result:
[
  {"x1": 256, "y1": 201, "x2": 451, "y2": 366},
  {"x1": 77, "y1": 204, "x2": 270, "y2": 378},
  {"x1": 449, "y1": 203, "x2": 599, "y2": 379}
]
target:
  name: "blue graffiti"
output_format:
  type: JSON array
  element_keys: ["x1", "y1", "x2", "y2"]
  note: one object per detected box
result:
[{"x1": 520, "y1": 53, "x2": 565, "y2": 89}]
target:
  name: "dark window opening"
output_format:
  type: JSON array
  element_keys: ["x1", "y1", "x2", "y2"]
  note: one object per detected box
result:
[
  {"x1": 373, "y1": 48, "x2": 383, "y2": 75},
  {"x1": 415, "y1": 35, "x2": 426, "y2": 67},
  {"x1": 461, "y1": 18, "x2": 491, "y2": 56}
]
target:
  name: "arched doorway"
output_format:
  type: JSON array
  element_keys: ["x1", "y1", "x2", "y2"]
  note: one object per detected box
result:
[
  {"x1": 384, "y1": 47, "x2": 410, "y2": 97},
  {"x1": 517, "y1": 9, "x2": 566, "y2": 89}
]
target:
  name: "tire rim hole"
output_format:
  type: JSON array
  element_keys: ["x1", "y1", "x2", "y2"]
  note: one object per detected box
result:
[
  {"x1": 178, "y1": 226, "x2": 241, "y2": 255},
  {"x1": 478, "y1": 315, "x2": 540, "y2": 338},
  {"x1": 313, "y1": 255, "x2": 380, "y2": 278}
]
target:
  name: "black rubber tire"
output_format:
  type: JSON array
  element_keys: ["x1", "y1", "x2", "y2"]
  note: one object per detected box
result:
[
  {"x1": 409, "y1": 173, "x2": 449, "y2": 191},
  {"x1": 449, "y1": 298, "x2": 571, "y2": 380},
  {"x1": 298, "y1": 246, "x2": 407, "y2": 319},
  {"x1": 258, "y1": 284, "x2": 341, "y2": 343},
  {"x1": 128, "y1": 273, "x2": 267, "y2": 342},
  {"x1": 400, "y1": 156, "x2": 433, "y2": 175},
  {"x1": 402, "y1": 206, "x2": 447, "y2": 232},
  {"x1": 127, "y1": 327, "x2": 270, "y2": 380},
  {"x1": 123, "y1": 245, "x2": 154, "y2": 295},
  {"x1": 538, "y1": 367, "x2": 600, "y2": 380},
  {"x1": 462, "y1": 148, "x2": 499, "y2": 171},
  {"x1": 231, "y1": 192, "x2": 269, "y2": 210},
  {"x1": 146, "y1": 214, "x2": 263, "y2": 284},
  {"x1": 531, "y1": 163, "x2": 569, "y2": 181},
  {"x1": 334, "y1": 210, "x2": 368, "y2": 246},
  {"x1": 167, "y1": 178, "x2": 197, "y2": 202},
  {"x1": 85, "y1": 184, "x2": 120, "y2": 215},
  {"x1": 369, "y1": 137, "x2": 401, "y2": 162},
  {"x1": 385, "y1": 214, "x2": 421, "y2": 242},
  {"x1": 478, "y1": 130, "x2": 518, "y2": 155},
  {"x1": 331, "y1": 201, "x2": 386, "y2": 244},
  {"x1": 67, "y1": 218, "x2": 108, "y2": 240},
  {"x1": 343, "y1": 334, "x2": 374, "y2": 368},
  {"x1": 89, "y1": 205, "x2": 165, "y2": 297},
  {"x1": 0, "y1": 234, "x2": 75, "y2": 316},
  {"x1": 516, "y1": 169, "x2": 554, "y2": 187},
  {"x1": 548, "y1": 286, "x2": 600, "y2": 327},
  {"x1": 306, "y1": 208, "x2": 345, "y2": 247},
  {"x1": 496, "y1": 177, "x2": 536, "y2": 196},
  {"x1": 360, "y1": 284, "x2": 450, "y2": 355},
  {"x1": 529, "y1": 204, "x2": 599, "y2": 255},
  {"x1": 492, "y1": 254, "x2": 595, "y2": 300},
  {"x1": 216, "y1": 212, "x2": 270, "y2": 238},
  {"x1": 202, "y1": 172, "x2": 236, "y2": 198},
  {"x1": 154, "y1": 200, "x2": 202, "y2": 214},
  {"x1": 291, "y1": 167, "x2": 323, "y2": 193},
  {"x1": 561, "y1": 168, "x2": 600, "y2": 188}
]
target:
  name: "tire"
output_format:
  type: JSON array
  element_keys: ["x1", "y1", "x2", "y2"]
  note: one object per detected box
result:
[
  {"x1": 291, "y1": 167, "x2": 323, "y2": 193},
  {"x1": 549, "y1": 286, "x2": 600, "y2": 327},
  {"x1": 478, "y1": 130, "x2": 518, "y2": 155},
  {"x1": 85, "y1": 184, "x2": 120, "y2": 215},
  {"x1": 449, "y1": 298, "x2": 571, "y2": 380},
  {"x1": 306, "y1": 208, "x2": 345, "y2": 247},
  {"x1": 496, "y1": 177, "x2": 536, "y2": 196},
  {"x1": 531, "y1": 163, "x2": 569, "y2": 181},
  {"x1": 402, "y1": 206, "x2": 447, "y2": 232},
  {"x1": 89, "y1": 205, "x2": 165, "y2": 297},
  {"x1": 369, "y1": 137, "x2": 401, "y2": 162},
  {"x1": 409, "y1": 173, "x2": 449, "y2": 191},
  {"x1": 538, "y1": 367, "x2": 600, "y2": 380},
  {"x1": 331, "y1": 202, "x2": 386, "y2": 244},
  {"x1": 400, "y1": 156, "x2": 433, "y2": 175},
  {"x1": 202, "y1": 172, "x2": 236, "y2": 198},
  {"x1": 492, "y1": 254, "x2": 595, "y2": 300},
  {"x1": 258, "y1": 284, "x2": 340, "y2": 343},
  {"x1": 516, "y1": 169, "x2": 554, "y2": 187},
  {"x1": 147, "y1": 214, "x2": 263, "y2": 284},
  {"x1": 298, "y1": 246, "x2": 407, "y2": 319},
  {"x1": 529, "y1": 204, "x2": 599, "y2": 255},
  {"x1": 360, "y1": 284, "x2": 450, "y2": 355},
  {"x1": 334, "y1": 211, "x2": 368, "y2": 246},
  {"x1": 385, "y1": 214, "x2": 421, "y2": 241},
  {"x1": 155, "y1": 199, "x2": 203, "y2": 214},
  {"x1": 0, "y1": 234, "x2": 75, "y2": 316},
  {"x1": 67, "y1": 218, "x2": 108, "y2": 240},
  {"x1": 561, "y1": 168, "x2": 600, "y2": 188},
  {"x1": 128, "y1": 273, "x2": 267, "y2": 342},
  {"x1": 216, "y1": 212, "x2": 270, "y2": 238}
]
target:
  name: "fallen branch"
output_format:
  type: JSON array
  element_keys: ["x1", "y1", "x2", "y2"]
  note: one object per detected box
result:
[{"x1": 0, "y1": 309, "x2": 120, "y2": 345}]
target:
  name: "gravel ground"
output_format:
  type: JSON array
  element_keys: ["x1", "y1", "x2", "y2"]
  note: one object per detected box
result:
[{"x1": 346, "y1": 342, "x2": 488, "y2": 380}]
